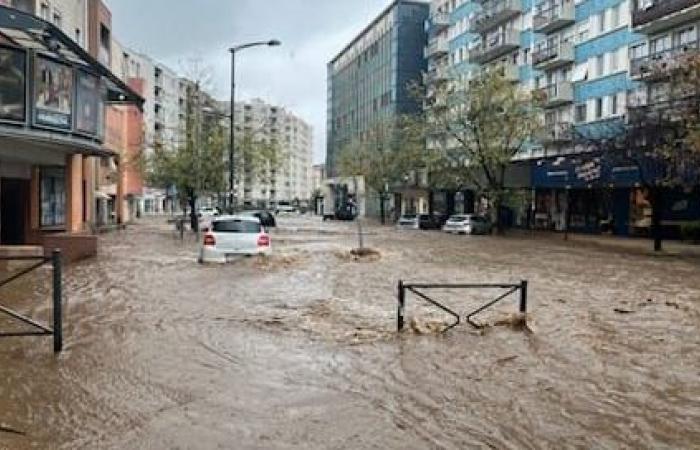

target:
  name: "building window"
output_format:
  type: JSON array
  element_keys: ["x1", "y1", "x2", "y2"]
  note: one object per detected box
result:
[
  {"x1": 575, "y1": 103, "x2": 587, "y2": 123},
  {"x1": 595, "y1": 98, "x2": 603, "y2": 119},
  {"x1": 598, "y1": 11, "x2": 606, "y2": 34},
  {"x1": 611, "y1": 95, "x2": 618, "y2": 115},
  {"x1": 53, "y1": 12, "x2": 61, "y2": 28},
  {"x1": 40, "y1": 168, "x2": 66, "y2": 228},
  {"x1": 609, "y1": 51, "x2": 619, "y2": 72},
  {"x1": 40, "y1": 2, "x2": 49, "y2": 20},
  {"x1": 610, "y1": 5, "x2": 619, "y2": 29},
  {"x1": 596, "y1": 54, "x2": 605, "y2": 77},
  {"x1": 677, "y1": 26, "x2": 697, "y2": 46}
]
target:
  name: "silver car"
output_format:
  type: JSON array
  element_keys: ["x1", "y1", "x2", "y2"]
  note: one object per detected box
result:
[
  {"x1": 396, "y1": 214, "x2": 420, "y2": 230},
  {"x1": 442, "y1": 214, "x2": 492, "y2": 235}
]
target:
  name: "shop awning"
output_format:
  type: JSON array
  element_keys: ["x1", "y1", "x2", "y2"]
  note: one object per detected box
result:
[{"x1": 0, "y1": 5, "x2": 143, "y2": 109}]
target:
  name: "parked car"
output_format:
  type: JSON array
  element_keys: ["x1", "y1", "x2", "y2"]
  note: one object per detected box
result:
[
  {"x1": 238, "y1": 210, "x2": 276, "y2": 228},
  {"x1": 396, "y1": 214, "x2": 443, "y2": 231},
  {"x1": 199, "y1": 216, "x2": 271, "y2": 263},
  {"x1": 323, "y1": 207, "x2": 356, "y2": 221},
  {"x1": 442, "y1": 214, "x2": 492, "y2": 235},
  {"x1": 275, "y1": 204, "x2": 298, "y2": 214}
]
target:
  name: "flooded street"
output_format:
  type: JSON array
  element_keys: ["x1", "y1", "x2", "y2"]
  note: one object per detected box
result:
[{"x1": 1, "y1": 216, "x2": 700, "y2": 449}]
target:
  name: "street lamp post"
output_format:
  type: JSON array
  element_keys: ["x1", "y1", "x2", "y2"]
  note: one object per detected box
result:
[{"x1": 228, "y1": 39, "x2": 281, "y2": 212}]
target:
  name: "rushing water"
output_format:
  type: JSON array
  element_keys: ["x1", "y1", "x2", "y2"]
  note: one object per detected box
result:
[{"x1": 1, "y1": 217, "x2": 699, "y2": 449}]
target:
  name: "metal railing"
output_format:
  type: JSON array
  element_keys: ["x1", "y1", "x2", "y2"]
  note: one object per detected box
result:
[
  {"x1": 630, "y1": 41, "x2": 700, "y2": 78},
  {"x1": 0, "y1": 250, "x2": 63, "y2": 353},
  {"x1": 633, "y1": 0, "x2": 700, "y2": 27},
  {"x1": 397, "y1": 280, "x2": 528, "y2": 332}
]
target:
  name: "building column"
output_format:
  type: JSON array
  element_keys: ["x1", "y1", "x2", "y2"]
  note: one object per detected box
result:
[
  {"x1": 66, "y1": 154, "x2": 84, "y2": 233},
  {"x1": 116, "y1": 156, "x2": 125, "y2": 224}
]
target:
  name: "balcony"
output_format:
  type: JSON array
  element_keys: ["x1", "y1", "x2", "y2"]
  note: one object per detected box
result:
[
  {"x1": 470, "y1": 0, "x2": 522, "y2": 34},
  {"x1": 630, "y1": 40, "x2": 700, "y2": 79},
  {"x1": 541, "y1": 122, "x2": 574, "y2": 144},
  {"x1": 469, "y1": 29, "x2": 520, "y2": 64},
  {"x1": 429, "y1": 12, "x2": 450, "y2": 32},
  {"x1": 627, "y1": 93, "x2": 700, "y2": 123},
  {"x1": 425, "y1": 37, "x2": 449, "y2": 58},
  {"x1": 533, "y1": 41, "x2": 574, "y2": 70},
  {"x1": 425, "y1": 65, "x2": 450, "y2": 84},
  {"x1": 633, "y1": 0, "x2": 700, "y2": 34},
  {"x1": 537, "y1": 81, "x2": 574, "y2": 108},
  {"x1": 484, "y1": 61, "x2": 520, "y2": 82},
  {"x1": 534, "y1": 1, "x2": 575, "y2": 34}
]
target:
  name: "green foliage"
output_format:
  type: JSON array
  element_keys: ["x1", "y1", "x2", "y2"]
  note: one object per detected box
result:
[
  {"x1": 680, "y1": 221, "x2": 700, "y2": 243},
  {"x1": 147, "y1": 87, "x2": 226, "y2": 202},
  {"x1": 422, "y1": 70, "x2": 543, "y2": 231},
  {"x1": 336, "y1": 115, "x2": 428, "y2": 194}
]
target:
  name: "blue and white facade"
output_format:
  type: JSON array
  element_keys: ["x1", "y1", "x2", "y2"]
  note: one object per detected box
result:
[{"x1": 424, "y1": 0, "x2": 700, "y2": 234}]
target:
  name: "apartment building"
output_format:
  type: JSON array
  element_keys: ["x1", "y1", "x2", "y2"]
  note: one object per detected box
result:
[
  {"x1": 426, "y1": 0, "x2": 696, "y2": 234},
  {"x1": 326, "y1": 0, "x2": 429, "y2": 217},
  {"x1": 232, "y1": 99, "x2": 313, "y2": 208}
]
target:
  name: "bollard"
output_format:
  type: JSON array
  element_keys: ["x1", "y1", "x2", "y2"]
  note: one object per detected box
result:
[
  {"x1": 519, "y1": 280, "x2": 528, "y2": 314},
  {"x1": 52, "y1": 250, "x2": 62, "y2": 353},
  {"x1": 397, "y1": 280, "x2": 405, "y2": 332}
]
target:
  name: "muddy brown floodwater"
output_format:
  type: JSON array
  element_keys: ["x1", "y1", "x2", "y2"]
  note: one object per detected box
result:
[{"x1": 1, "y1": 216, "x2": 700, "y2": 449}]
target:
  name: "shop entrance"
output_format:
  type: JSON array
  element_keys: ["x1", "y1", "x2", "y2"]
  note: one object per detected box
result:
[{"x1": 0, "y1": 178, "x2": 29, "y2": 245}]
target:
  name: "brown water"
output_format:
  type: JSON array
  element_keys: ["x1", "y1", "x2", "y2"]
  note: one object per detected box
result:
[{"x1": 1, "y1": 217, "x2": 699, "y2": 449}]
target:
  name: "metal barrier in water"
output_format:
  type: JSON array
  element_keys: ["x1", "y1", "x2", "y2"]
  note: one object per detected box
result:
[
  {"x1": 0, "y1": 250, "x2": 63, "y2": 353},
  {"x1": 397, "y1": 280, "x2": 528, "y2": 332}
]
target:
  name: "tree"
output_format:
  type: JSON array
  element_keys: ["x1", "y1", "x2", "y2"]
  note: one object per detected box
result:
[
  {"x1": 576, "y1": 56, "x2": 700, "y2": 251},
  {"x1": 422, "y1": 70, "x2": 542, "y2": 233},
  {"x1": 336, "y1": 115, "x2": 427, "y2": 224},
  {"x1": 147, "y1": 83, "x2": 227, "y2": 231}
]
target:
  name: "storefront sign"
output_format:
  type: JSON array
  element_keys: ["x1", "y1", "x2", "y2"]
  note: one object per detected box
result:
[
  {"x1": 0, "y1": 46, "x2": 26, "y2": 122},
  {"x1": 34, "y1": 56, "x2": 73, "y2": 129},
  {"x1": 75, "y1": 70, "x2": 102, "y2": 135}
]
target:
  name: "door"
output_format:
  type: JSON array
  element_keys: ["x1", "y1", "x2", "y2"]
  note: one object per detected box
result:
[{"x1": 1, "y1": 178, "x2": 29, "y2": 245}]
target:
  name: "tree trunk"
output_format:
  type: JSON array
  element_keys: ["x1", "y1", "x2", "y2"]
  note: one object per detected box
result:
[
  {"x1": 650, "y1": 187, "x2": 663, "y2": 252},
  {"x1": 379, "y1": 191, "x2": 386, "y2": 225},
  {"x1": 189, "y1": 192, "x2": 199, "y2": 233},
  {"x1": 494, "y1": 194, "x2": 504, "y2": 235}
]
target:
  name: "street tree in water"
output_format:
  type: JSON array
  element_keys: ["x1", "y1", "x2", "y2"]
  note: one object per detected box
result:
[
  {"x1": 577, "y1": 55, "x2": 700, "y2": 251},
  {"x1": 336, "y1": 115, "x2": 427, "y2": 225},
  {"x1": 423, "y1": 70, "x2": 542, "y2": 233},
  {"x1": 147, "y1": 83, "x2": 227, "y2": 231}
]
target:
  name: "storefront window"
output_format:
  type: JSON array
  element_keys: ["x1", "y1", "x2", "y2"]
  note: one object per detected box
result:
[{"x1": 41, "y1": 168, "x2": 66, "y2": 227}]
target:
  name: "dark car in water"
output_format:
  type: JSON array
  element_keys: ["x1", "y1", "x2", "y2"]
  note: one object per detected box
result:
[{"x1": 239, "y1": 210, "x2": 276, "y2": 228}]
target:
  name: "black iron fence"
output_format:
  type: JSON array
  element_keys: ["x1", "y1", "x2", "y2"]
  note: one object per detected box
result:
[
  {"x1": 0, "y1": 250, "x2": 63, "y2": 353},
  {"x1": 397, "y1": 280, "x2": 528, "y2": 332}
]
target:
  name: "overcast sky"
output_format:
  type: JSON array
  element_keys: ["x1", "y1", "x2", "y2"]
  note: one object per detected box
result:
[{"x1": 106, "y1": 0, "x2": 394, "y2": 164}]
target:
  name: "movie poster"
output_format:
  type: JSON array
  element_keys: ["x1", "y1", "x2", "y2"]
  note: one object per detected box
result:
[
  {"x1": 0, "y1": 46, "x2": 26, "y2": 122},
  {"x1": 35, "y1": 56, "x2": 73, "y2": 129},
  {"x1": 76, "y1": 71, "x2": 103, "y2": 135}
]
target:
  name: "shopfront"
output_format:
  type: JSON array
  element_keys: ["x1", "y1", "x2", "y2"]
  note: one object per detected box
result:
[
  {"x1": 532, "y1": 154, "x2": 700, "y2": 236},
  {"x1": 0, "y1": 5, "x2": 142, "y2": 256}
]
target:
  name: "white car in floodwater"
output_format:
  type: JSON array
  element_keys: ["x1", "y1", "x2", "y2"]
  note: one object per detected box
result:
[
  {"x1": 199, "y1": 215, "x2": 271, "y2": 263},
  {"x1": 442, "y1": 214, "x2": 492, "y2": 235}
]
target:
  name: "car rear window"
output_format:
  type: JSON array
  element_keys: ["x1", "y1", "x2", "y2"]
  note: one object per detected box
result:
[
  {"x1": 213, "y1": 220, "x2": 261, "y2": 233},
  {"x1": 401, "y1": 215, "x2": 417, "y2": 220},
  {"x1": 450, "y1": 215, "x2": 470, "y2": 221}
]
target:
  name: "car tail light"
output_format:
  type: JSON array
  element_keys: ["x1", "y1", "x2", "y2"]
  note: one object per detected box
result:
[
  {"x1": 203, "y1": 234, "x2": 216, "y2": 246},
  {"x1": 257, "y1": 234, "x2": 270, "y2": 247}
]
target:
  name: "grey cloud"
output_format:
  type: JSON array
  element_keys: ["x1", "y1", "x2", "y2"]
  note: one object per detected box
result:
[{"x1": 106, "y1": 0, "x2": 392, "y2": 163}]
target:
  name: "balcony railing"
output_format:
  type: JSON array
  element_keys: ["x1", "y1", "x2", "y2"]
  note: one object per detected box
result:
[
  {"x1": 633, "y1": 0, "x2": 700, "y2": 32},
  {"x1": 533, "y1": 41, "x2": 574, "y2": 70},
  {"x1": 541, "y1": 122, "x2": 574, "y2": 143},
  {"x1": 630, "y1": 40, "x2": 700, "y2": 79},
  {"x1": 537, "y1": 81, "x2": 574, "y2": 108},
  {"x1": 425, "y1": 65, "x2": 450, "y2": 84},
  {"x1": 429, "y1": 12, "x2": 450, "y2": 31},
  {"x1": 470, "y1": 0, "x2": 522, "y2": 33},
  {"x1": 627, "y1": 93, "x2": 700, "y2": 123},
  {"x1": 469, "y1": 29, "x2": 520, "y2": 64},
  {"x1": 484, "y1": 61, "x2": 520, "y2": 82},
  {"x1": 425, "y1": 37, "x2": 449, "y2": 58},
  {"x1": 534, "y1": 1, "x2": 575, "y2": 33}
]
